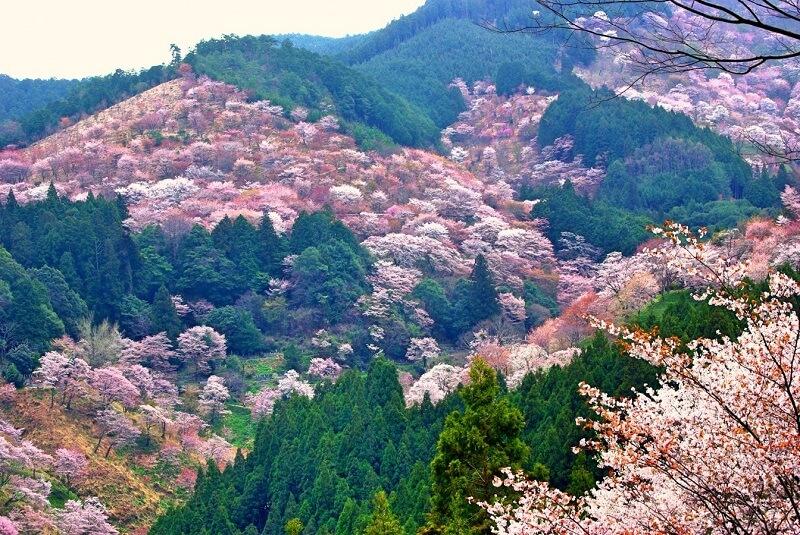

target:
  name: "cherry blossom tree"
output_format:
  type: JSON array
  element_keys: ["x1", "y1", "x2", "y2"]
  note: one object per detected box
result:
[
  {"x1": 246, "y1": 370, "x2": 315, "y2": 420},
  {"x1": 93, "y1": 410, "x2": 140, "y2": 458},
  {"x1": 405, "y1": 364, "x2": 465, "y2": 407},
  {"x1": 91, "y1": 368, "x2": 140, "y2": 410},
  {"x1": 782, "y1": 185, "x2": 800, "y2": 219},
  {"x1": 139, "y1": 405, "x2": 172, "y2": 445},
  {"x1": 35, "y1": 352, "x2": 91, "y2": 410},
  {"x1": 306, "y1": 358, "x2": 343, "y2": 381},
  {"x1": 405, "y1": 337, "x2": 440, "y2": 367},
  {"x1": 196, "y1": 434, "x2": 234, "y2": 466},
  {"x1": 294, "y1": 122, "x2": 318, "y2": 146},
  {"x1": 363, "y1": 234, "x2": 466, "y2": 276},
  {"x1": 0, "y1": 516, "x2": 18, "y2": 535},
  {"x1": 198, "y1": 376, "x2": 230, "y2": 423},
  {"x1": 170, "y1": 412, "x2": 207, "y2": 451},
  {"x1": 497, "y1": 292, "x2": 527, "y2": 324},
  {"x1": 247, "y1": 388, "x2": 282, "y2": 421},
  {"x1": 53, "y1": 449, "x2": 88, "y2": 488},
  {"x1": 56, "y1": 497, "x2": 117, "y2": 535},
  {"x1": 481, "y1": 223, "x2": 800, "y2": 534},
  {"x1": 177, "y1": 326, "x2": 226, "y2": 379},
  {"x1": 360, "y1": 261, "x2": 423, "y2": 322},
  {"x1": 516, "y1": 0, "x2": 800, "y2": 76},
  {"x1": 0, "y1": 420, "x2": 52, "y2": 522}
]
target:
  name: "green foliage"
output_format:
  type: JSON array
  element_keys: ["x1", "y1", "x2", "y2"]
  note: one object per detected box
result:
[
  {"x1": 3, "y1": 362, "x2": 23, "y2": 388},
  {"x1": 0, "y1": 75, "x2": 79, "y2": 123},
  {"x1": 279, "y1": 33, "x2": 368, "y2": 56},
  {"x1": 411, "y1": 278, "x2": 453, "y2": 341},
  {"x1": 354, "y1": 19, "x2": 578, "y2": 128},
  {"x1": 150, "y1": 285, "x2": 181, "y2": 340},
  {"x1": 286, "y1": 210, "x2": 372, "y2": 326},
  {"x1": 282, "y1": 342, "x2": 304, "y2": 373},
  {"x1": 28, "y1": 265, "x2": 88, "y2": 339},
  {"x1": 205, "y1": 306, "x2": 263, "y2": 356},
  {"x1": 512, "y1": 332, "x2": 658, "y2": 489},
  {"x1": 629, "y1": 290, "x2": 743, "y2": 344},
  {"x1": 187, "y1": 34, "x2": 440, "y2": 148},
  {"x1": 522, "y1": 281, "x2": 559, "y2": 329},
  {"x1": 525, "y1": 182, "x2": 652, "y2": 255},
  {"x1": 425, "y1": 359, "x2": 528, "y2": 534},
  {"x1": 176, "y1": 225, "x2": 244, "y2": 305},
  {"x1": 0, "y1": 194, "x2": 378, "y2": 368},
  {"x1": 535, "y1": 84, "x2": 771, "y2": 234},
  {"x1": 151, "y1": 359, "x2": 461, "y2": 534},
  {"x1": 0, "y1": 190, "x2": 137, "y2": 321},
  {"x1": 0, "y1": 246, "x2": 64, "y2": 354}
]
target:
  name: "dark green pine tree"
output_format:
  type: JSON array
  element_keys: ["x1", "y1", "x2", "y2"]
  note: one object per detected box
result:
[
  {"x1": 210, "y1": 216, "x2": 235, "y2": 255},
  {"x1": 422, "y1": 358, "x2": 528, "y2": 535},
  {"x1": 0, "y1": 247, "x2": 65, "y2": 353},
  {"x1": 44, "y1": 182, "x2": 63, "y2": 215},
  {"x1": 227, "y1": 215, "x2": 260, "y2": 284},
  {"x1": 150, "y1": 284, "x2": 181, "y2": 340},
  {"x1": 451, "y1": 254, "x2": 500, "y2": 334},
  {"x1": 469, "y1": 254, "x2": 499, "y2": 323},
  {"x1": 256, "y1": 212, "x2": 286, "y2": 276}
]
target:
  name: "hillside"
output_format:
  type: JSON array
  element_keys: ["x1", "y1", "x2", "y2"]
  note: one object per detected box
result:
[
  {"x1": 334, "y1": 0, "x2": 588, "y2": 129},
  {"x1": 0, "y1": 387, "x2": 192, "y2": 532},
  {"x1": 0, "y1": 75, "x2": 79, "y2": 123},
  {"x1": 2, "y1": 0, "x2": 800, "y2": 532},
  {"x1": 185, "y1": 35, "x2": 441, "y2": 149},
  {"x1": 0, "y1": 66, "x2": 177, "y2": 149}
]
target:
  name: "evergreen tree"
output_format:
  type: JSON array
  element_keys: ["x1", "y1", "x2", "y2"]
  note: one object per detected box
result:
[
  {"x1": 150, "y1": 284, "x2": 181, "y2": 340},
  {"x1": 423, "y1": 358, "x2": 528, "y2": 534},
  {"x1": 256, "y1": 213, "x2": 285, "y2": 276},
  {"x1": 364, "y1": 491, "x2": 403, "y2": 535},
  {"x1": 468, "y1": 254, "x2": 499, "y2": 323}
]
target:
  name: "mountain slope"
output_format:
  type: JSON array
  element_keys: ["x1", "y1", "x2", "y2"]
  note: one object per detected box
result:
[
  {"x1": 0, "y1": 75, "x2": 79, "y2": 123},
  {"x1": 356, "y1": 17, "x2": 576, "y2": 127},
  {"x1": 336, "y1": 0, "x2": 549, "y2": 66},
  {"x1": 186, "y1": 34, "x2": 441, "y2": 149},
  {"x1": 0, "y1": 66, "x2": 176, "y2": 149}
]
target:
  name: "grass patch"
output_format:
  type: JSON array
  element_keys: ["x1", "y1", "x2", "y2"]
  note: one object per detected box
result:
[
  {"x1": 218, "y1": 402, "x2": 255, "y2": 449},
  {"x1": 243, "y1": 354, "x2": 282, "y2": 381}
]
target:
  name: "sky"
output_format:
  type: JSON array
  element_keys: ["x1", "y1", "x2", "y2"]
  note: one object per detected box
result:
[{"x1": 1, "y1": 0, "x2": 427, "y2": 80}]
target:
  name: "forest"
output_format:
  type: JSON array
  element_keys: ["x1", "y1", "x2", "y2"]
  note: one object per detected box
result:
[{"x1": 1, "y1": 0, "x2": 800, "y2": 532}]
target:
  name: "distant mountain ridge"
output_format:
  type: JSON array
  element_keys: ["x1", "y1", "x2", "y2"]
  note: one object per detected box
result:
[
  {"x1": 335, "y1": 0, "x2": 543, "y2": 65},
  {"x1": 0, "y1": 75, "x2": 79, "y2": 123}
]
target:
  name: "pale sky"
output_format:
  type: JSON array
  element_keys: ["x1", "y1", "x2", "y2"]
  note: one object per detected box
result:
[{"x1": 0, "y1": 0, "x2": 427, "y2": 80}]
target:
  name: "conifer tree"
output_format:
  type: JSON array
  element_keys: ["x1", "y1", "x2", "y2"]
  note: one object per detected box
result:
[
  {"x1": 364, "y1": 491, "x2": 403, "y2": 535},
  {"x1": 468, "y1": 254, "x2": 499, "y2": 322},
  {"x1": 150, "y1": 284, "x2": 181, "y2": 340},
  {"x1": 423, "y1": 358, "x2": 528, "y2": 534}
]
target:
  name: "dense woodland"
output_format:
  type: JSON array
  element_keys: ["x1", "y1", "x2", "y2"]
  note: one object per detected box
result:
[
  {"x1": 2, "y1": 0, "x2": 800, "y2": 533},
  {"x1": 0, "y1": 76, "x2": 79, "y2": 124}
]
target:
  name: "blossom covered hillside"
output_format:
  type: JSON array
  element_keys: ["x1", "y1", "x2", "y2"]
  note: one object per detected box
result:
[
  {"x1": 0, "y1": 68, "x2": 562, "y2": 307},
  {"x1": 575, "y1": 8, "x2": 800, "y2": 168}
]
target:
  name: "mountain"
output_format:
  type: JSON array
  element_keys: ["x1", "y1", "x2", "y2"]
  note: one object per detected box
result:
[
  {"x1": 184, "y1": 34, "x2": 441, "y2": 149},
  {"x1": 0, "y1": 75, "x2": 79, "y2": 123},
  {"x1": 0, "y1": 0, "x2": 799, "y2": 532},
  {"x1": 0, "y1": 66, "x2": 177, "y2": 148},
  {"x1": 275, "y1": 33, "x2": 369, "y2": 56},
  {"x1": 337, "y1": 0, "x2": 588, "y2": 127}
]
